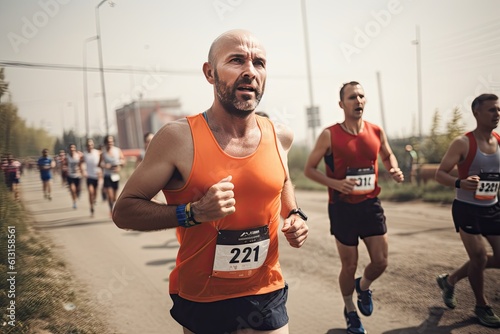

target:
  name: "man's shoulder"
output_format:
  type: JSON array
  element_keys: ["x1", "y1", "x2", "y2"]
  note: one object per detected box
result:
[
  {"x1": 326, "y1": 122, "x2": 349, "y2": 133},
  {"x1": 146, "y1": 118, "x2": 193, "y2": 158},
  {"x1": 110, "y1": 146, "x2": 123, "y2": 153},
  {"x1": 170, "y1": 116, "x2": 190, "y2": 127},
  {"x1": 326, "y1": 122, "x2": 341, "y2": 129},
  {"x1": 272, "y1": 121, "x2": 294, "y2": 151},
  {"x1": 156, "y1": 117, "x2": 191, "y2": 139},
  {"x1": 456, "y1": 133, "x2": 471, "y2": 144},
  {"x1": 363, "y1": 120, "x2": 381, "y2": 130},
  {"x1": 449, "y1": 135, "x2": 471, "y2": 154}
]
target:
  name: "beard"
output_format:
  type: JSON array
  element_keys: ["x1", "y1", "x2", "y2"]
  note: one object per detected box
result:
[{"x1": 214, "y1": 69, "x2": 265, "y2": 118}]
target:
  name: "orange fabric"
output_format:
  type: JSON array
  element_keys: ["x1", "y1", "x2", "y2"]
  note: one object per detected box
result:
[
  {"x1": 326, "y1": 121, "x2": 382, "y2": 204},
  {"x1": 163, "y1": 114, "x2": 286, "y2": 302}
]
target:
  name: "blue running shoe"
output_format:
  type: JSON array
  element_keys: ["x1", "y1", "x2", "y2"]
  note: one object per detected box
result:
[
  {"x1": 344, "y1": 308, "x2": 367, "y2": 334},
  {"x1": 355, "y1": 277, "x2": 373, "y2": 316}
]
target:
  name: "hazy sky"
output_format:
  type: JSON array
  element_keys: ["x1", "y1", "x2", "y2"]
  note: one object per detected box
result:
[{"x1": 1, "y1": 0, "x2": 499, "y2": 145}]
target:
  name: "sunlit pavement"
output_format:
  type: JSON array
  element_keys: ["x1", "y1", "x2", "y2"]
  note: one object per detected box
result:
[
  {"x1": 18, "y1": 170, "x2": 500, "y2": 334},
  {"x1": 20, "y1": 171, "x2": 179, "y2": 334}
]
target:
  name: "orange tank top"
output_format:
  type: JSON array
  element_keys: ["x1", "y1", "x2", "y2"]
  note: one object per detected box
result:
[{"x1": 163, "y1": 113, "x2": 286, "y2": 302}]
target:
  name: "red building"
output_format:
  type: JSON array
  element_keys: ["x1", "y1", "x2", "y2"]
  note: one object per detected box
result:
[{"x1": 115, "y1": 98, "x2": 188, "y2": 150}]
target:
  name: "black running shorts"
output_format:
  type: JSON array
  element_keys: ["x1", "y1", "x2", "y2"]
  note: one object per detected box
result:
[
  {"x1": 328, "y1": 197, "x2": 387, "y2": 246},
  {"x1": 170, "y1": 284, "x2": 289, "y2": 334},
  {"x1": 103, "y1": 175, "x2": 119, "y2": 190},
  {"x1": 452, "y1": 200, "x2": 500, "y2": 236},
  {"x1": 66, "y1": 176, "x2": 81, "y2": 188},
  {"x1": 86, "y1": 178, "x2": 98, "y2": 188}
]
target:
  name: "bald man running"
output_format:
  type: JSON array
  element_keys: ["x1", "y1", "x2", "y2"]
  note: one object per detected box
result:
[{"x1": 113, "y1": 29, "x2": 309, "y2": 334}]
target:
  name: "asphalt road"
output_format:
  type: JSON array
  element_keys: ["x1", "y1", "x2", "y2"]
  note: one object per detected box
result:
[{"x1": 20, "y1": 171, "x2": 499, "y2": 334}]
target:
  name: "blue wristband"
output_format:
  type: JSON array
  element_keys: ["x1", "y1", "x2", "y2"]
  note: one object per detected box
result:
[
  {"x1": 176, "y1": 203, "x2": 201, "y2": 228},
  {"x1": 176, "y1": 204, "x2": 187, "y2": 227}
]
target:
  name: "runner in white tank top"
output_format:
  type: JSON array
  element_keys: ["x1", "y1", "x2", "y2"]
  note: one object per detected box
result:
[
  {"x1": 65, "y1": 143, "x2": 83, "y2": 209},
  {"x1": 99, "y1": 135, "x2": 125, "y2": 215},
  {"x1": 82, "y1": 139, "x2": 102, "y2": 216}
]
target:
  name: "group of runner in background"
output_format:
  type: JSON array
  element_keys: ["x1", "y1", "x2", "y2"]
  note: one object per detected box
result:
[{"x1": 0, "y1": 134, "x2": 132, "y2": 218}]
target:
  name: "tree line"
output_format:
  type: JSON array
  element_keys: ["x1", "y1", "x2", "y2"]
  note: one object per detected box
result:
[
  {"x1": 0, "y1": 68, "x2": 54, "y2": 158},
  {"x1": 0, "y1": 68, "x2": 107, "y2": 160}
]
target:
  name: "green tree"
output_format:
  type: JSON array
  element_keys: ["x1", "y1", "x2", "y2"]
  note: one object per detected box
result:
[
  {"x1": 60, "y1": 130, "x2": 85, "y2": 151},
  {"x1": 0, "y1": 67, "x2": 55, "y2": 157},
  {"x1": 53, "y1": 137, "x2": 64, "y2": 154},
  {"x1": 420, "y1": 107, "x2": 465, "y2": 164},
  {"x1": 0, "y1": 67, "x2": 8, "y2": 102},
  {"x1": 53, "y1": 131, "x2": 105, "y2": 155},
  {"x1": 0, "y1": 67, "x2": 12, "y2": 153},
  {"x1": 0, "y1": 101, "x2": 17, "y2": 154},
  {"x1": 421, "y1": 109, "x2": 443, "y2": 163},
  {"x1": 446, "y1": 107, "x2": 465, "y2": 143}
]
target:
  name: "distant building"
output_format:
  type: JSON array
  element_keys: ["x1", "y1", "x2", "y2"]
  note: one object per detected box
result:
[{"x1": 115, "y1": 99, "x2": 188, "y2": 149}]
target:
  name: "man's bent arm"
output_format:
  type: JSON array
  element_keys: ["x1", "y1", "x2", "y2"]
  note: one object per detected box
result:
[
  {"x1": 304, "y1": 129, "x2": 344, "y2": 191},
  {"x1": 114, "y1": 196, "x2": 179, "y2": 231},
  {"x1": 436, "y1": 136, "x2": 466, "y2": 187},
  {"x1": 280, "y1": 177, "x2": 298, "y2": 219},
  {"x1": 275, "y1": 122, "x2": 299, "y2": 217},
  {"x1": 113, "y1": 122, "x2": 189, "y2": 231},
  {"x1": 379, "y1": 128, "x2": 404, "y2": 182}
]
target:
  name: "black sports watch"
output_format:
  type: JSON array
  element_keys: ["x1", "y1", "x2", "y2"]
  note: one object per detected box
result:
[{"x1": 287, "y1": 208, "x2": 308, "y2": 221}]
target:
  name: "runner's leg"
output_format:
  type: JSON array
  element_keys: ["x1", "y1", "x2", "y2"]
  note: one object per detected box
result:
[
  {"x1": 361, "y1": 234, "x2": 389, "y2": 288},
  {"x1": 485, "y1": 235, "x2": 500, "y2": 270},
  {"x1": 459, "y1": 230, "x2": 488, "y2": 306},
  {"x1": 88, "y1": 182, "x2": 95, "y2": 215},
  {"x1": 336, "y1": 240, "x2": 359, "y2": 312}
]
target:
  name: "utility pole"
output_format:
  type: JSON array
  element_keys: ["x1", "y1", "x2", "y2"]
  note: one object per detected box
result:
[
  {"x1": 412, "y1": 25, "x2": 423, "y2": 185},
  {"x1": 301, "y1": 0, "x2": 320, "y2": 147},
  {"x1": 83, "y1": 36, "x2": 98, "y2": 139},
  {"x1": 412, "y1": 25, "x2": 423, "y2": 139},
  {"x1": 95, "y1": 0, "x2": 115, "y2": 134},
  {"x1": 376, "y1": 71, "x2": 387, "y2": 133},
  {"x1": 134, "y1": 94, "x2": 144, "y2": 150}
]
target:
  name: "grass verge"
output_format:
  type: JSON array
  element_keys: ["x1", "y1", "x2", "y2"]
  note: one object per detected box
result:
[
  {"x1": 0, "y1": 186, "x2": 109, "y2": 334},
  {"x1": 377, "y1": 179, "x2": 455, "y2": 204}
]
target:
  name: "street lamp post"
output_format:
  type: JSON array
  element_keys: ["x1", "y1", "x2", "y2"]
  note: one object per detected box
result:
[
  {"x1": 135, "y1": 93, "x2": 144, "y2": 150},
  {"x1": 301, "y1": 0, "x2": 320, "y2": 147},
  {"x1": 412, "y1": 25, "x2": 423, "y2": 139},
  {"x1": 83, "y1": 36, "x2": 98, "y2": 139},
  {"x1": 95, "y1": 0, "x2": 115, "y2": 135}
]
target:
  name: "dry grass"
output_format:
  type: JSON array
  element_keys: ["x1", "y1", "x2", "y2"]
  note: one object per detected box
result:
[{"x1": 0, "y1": 186, "x2": 110, "y2": 334}]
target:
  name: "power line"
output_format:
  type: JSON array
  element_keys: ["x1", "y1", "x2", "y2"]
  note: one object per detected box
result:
[
  {"x1": 0, "y1": 60, "x2": 200, "y2": 75},
  {"x1": 426, "y1": 19, "x2": 500, "y2": 51},
  {"x1": 427, "y1": 46, "x2": 500, "y2": 65},
  {"x1": 424, "y1": 19, "x2": 500, "y2": 67},
  {"x1": 426, "y1": 56, "x2": 500, "y2": 74},
  {"x1": 0, "y1": 60, "x2": 306, "y2": 79},
  {"x1": 422, "y1": 19, "x2": 500, "y2": 71},
  {"x1": 426, "y1": 34, "x2": 500, "y2": 60}
]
